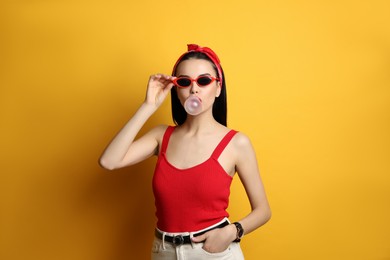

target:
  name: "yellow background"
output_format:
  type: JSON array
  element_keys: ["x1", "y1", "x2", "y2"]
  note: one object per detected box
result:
[{"x1": 1, "y1": 0, "x2": 389, "y2": 259}]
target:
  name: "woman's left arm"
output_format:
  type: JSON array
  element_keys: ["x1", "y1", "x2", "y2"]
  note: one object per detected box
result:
[{"x1": 232, "y1": 132, "x2": 271, "y2": 235}]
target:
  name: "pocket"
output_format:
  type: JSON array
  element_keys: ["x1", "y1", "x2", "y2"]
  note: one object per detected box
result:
[
  {"x1": 200, "y1": 245, "x2": 232, "y2": 258},
  {"x1": 151, "y1": 238, "x2": 161, "y2": 254},
  {"x1": 229, "y1": 242, "x2": 245, "y2": 260}
]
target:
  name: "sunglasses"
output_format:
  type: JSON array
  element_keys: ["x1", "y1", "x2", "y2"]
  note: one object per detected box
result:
[{"x1": 172, "y1": 75, "x2": 219, "y2": 88}]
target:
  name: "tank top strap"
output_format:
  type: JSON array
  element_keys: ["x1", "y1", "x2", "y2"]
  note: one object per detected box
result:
[
  {"x1": 211, "y1": 130, "x2": 238, "y2": 160},
  {"x1": 160, "y1": 126, "x2": 176, "y2": 154}
]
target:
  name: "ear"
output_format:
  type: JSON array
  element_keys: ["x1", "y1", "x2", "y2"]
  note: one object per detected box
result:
[{"x1": 216, "y1": 82, "x2": 222, "y2": 97}]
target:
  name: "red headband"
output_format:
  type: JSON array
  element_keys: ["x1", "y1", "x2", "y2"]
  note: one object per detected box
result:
[{"x1": 172, "y1": 44, "x2": 223, "y2": 86}]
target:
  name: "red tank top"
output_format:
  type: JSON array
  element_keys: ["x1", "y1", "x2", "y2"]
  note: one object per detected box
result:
[{"x1": 152, "y1": 126, "x2": 238, "y2": 232}]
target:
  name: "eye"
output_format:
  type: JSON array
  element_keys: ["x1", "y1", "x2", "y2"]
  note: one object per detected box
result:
[
  {"x1": 197, "y1": 76, "x2": 212, "y2": 86},
  {"x1": 176, "y1": 78, "x2": 191, "y2": 87}
]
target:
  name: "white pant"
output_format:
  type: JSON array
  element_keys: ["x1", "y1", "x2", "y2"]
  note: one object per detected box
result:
[{"x1": 151, "y1": 237, "x2": 244, "y2": 260}]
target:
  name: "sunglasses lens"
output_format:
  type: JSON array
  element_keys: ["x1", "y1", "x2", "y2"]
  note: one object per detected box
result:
[
  {"x1": 176, "y1": 78, "x2": 191, "y2": 87},
  {"x1": 197, "y1": 76, "x2": 213, "y2": 86}
]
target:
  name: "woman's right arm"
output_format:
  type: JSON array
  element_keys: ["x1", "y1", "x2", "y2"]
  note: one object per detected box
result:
[{"x1": 99, "y1": 74, "x2": 175, "y2": 170}]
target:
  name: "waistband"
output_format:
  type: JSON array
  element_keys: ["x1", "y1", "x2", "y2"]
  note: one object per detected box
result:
[{"x1": 155, "y1": 218, "x2": 231, "y2": 246}]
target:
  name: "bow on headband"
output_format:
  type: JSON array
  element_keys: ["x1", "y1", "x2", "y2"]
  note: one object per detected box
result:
[
  {"x1": 172, "y1": 44, "x2": 223, "y2": 86},
  {"x1": 187, "y1": 44, "x2": 221, "y2": 64}
]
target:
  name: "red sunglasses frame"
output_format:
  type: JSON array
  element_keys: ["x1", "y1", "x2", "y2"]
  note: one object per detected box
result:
[{"x1": 172, "y1": 75, "x2": 219, "y2": 88}]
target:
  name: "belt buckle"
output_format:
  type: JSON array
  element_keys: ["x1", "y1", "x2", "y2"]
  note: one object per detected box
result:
[{"x1": 172, "y1": 235, "x2": 184, "y2": 245}]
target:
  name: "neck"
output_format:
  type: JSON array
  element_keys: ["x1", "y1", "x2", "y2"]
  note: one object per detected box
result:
[{"x1": 180, "y1": 111, "x2": 220, "y2": 134}]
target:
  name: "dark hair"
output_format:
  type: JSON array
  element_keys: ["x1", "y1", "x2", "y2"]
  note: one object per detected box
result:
[{"x1": 171, "y1": 52, "x2": 227, "y2": 126}]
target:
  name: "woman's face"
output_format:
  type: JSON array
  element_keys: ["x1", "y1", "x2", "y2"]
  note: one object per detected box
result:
[{"x1": 174, "y1": 58, "x2": 221, "y2": 115}]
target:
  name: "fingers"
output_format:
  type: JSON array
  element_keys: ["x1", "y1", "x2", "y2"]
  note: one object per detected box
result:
[
  {"x1": 191, "y1": 234, "x2": 206, "y2": 243},
  {"x1": 148, "y1": 74, "x2": 176, "y2": 93},
  {"x1": 191, "y1": 229, "x2": 231, "y2": 253},
  {"x1": 145, "y1": 73, "x2": 176, "y2": 107},
  {"x1": 150, "y1": 73, "x2": 173, "y2": 79},
  {"x1": 150, "y1": 74, "x2": 176, "y2": 84},
  {"x1": 192, "y1": 233, "x2": 228, "y2": 253}
]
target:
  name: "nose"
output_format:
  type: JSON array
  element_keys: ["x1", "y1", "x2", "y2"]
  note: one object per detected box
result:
[{"x1": 190, "y1": 81, "x2": 200, "y2": 94}]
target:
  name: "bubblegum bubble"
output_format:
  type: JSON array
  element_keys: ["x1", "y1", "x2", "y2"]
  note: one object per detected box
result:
[{"x1": 184, "y1": 96, "x2": 202, "y2": 115}]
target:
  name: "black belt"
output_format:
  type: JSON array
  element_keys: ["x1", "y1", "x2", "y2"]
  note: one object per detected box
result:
[{"x1": 155, "y1": 221, "x2": 230, "y2": 245}]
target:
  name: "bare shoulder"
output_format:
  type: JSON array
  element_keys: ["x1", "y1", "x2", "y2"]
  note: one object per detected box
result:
[
  {"x1": 147, "y1": 124, "x2": 171, "y2": 140},
  {"x1": 230, "y1": 131, "x2": 260, "y2": 178},
  {"x1": 230, "y1": 131, "x2": 257, "y2": 163},
  {"x1": 150, "y1": 124, "x2": 170, "y2": 134},
  {"x1": 231, "y1": 131, "x2": 253, "y2": 149},
  {"x1": 141, "y1": 124, "x2": 172, "y2": 156}
]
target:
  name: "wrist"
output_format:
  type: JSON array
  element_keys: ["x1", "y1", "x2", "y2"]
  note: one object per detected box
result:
[
  {"x1": 140, "y1": 102, "x2": 158, "y2": 113},
  {"x1": 232, "y1": 222, "x2": 244, "y2": 242}
]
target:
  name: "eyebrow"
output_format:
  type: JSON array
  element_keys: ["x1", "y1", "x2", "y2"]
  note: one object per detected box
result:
[{"x1": 177, "y1": 73, "x2": 212, "y2": 77}]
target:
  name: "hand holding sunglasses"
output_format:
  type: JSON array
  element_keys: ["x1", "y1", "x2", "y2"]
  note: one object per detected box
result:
[
  {"x1": 172, "y1": 75, "x2": 219, "y2": 88},
  {"x1": 146, "y1": 74, "x2": 175, "y2": 107}
]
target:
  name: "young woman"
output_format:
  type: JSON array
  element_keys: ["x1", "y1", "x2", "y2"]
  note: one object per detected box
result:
[{"x1": 99, "y1": 44, "x2": 271, "y2": 259}]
